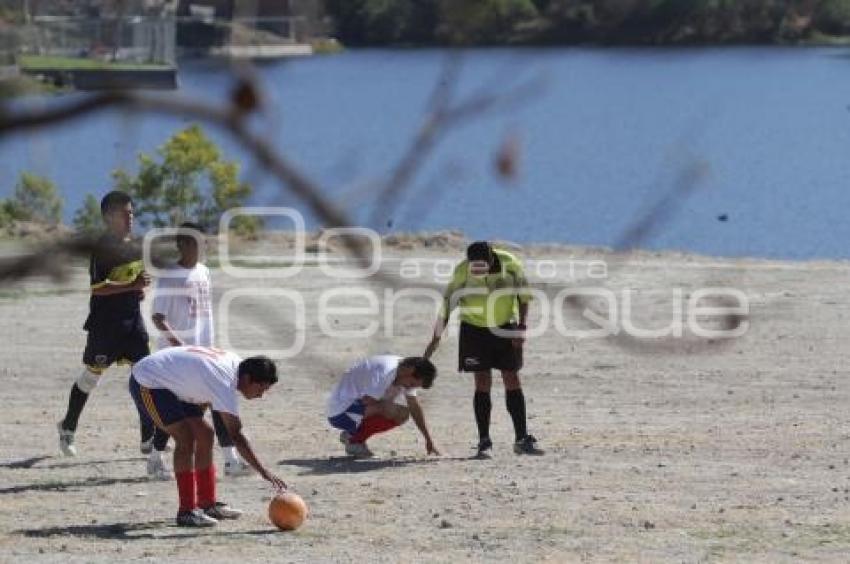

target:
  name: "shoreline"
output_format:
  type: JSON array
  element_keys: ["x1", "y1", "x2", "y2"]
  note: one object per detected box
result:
[{"x1": 3, "y1": 226, "x2": 850, "y2": 268}]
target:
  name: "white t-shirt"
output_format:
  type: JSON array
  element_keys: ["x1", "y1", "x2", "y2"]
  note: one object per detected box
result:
[
  {"x1": 152, "y1": 263, "x2": 214, "y2": 350},
  {"x1": 326, "y1": 355, "x2": 418, "y2": 418},
  {"x1": 133, "y1": 346, "x2": 242, "y2": 416}
]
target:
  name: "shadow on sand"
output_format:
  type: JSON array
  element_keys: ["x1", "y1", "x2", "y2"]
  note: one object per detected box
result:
[
  {"x1": 0, "y1": 475, "x2": 151, "y2": 495},
  {"x1": 0, "y1": 456, "x2": 145, "y2": 471},
  {"x1": 277, "y1": 455, "x2": 466, "y2": 476},
  {"x1": 38, "y1": 457, "x2": 145, "y2": 470},
  {"x1": 0, "y1": 456, "x2": 52, "y2": 469},
  {"x1": 16, "y1": 520, "x2": 280, "y2": 541}
]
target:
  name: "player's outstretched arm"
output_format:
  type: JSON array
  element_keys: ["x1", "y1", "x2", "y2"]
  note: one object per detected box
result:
[
  {"x1": 217, "y1": 411, "x2": 287, "y2": 491},
  {"x1": 406, "y1": 395, "x2": 439, "y2": 456},
  {"x1": 151, "y1": 313, "x2": 184, "y2": 347},
  {"x1": 423, "y1": 317, "x2": 447, "y2": 359}
]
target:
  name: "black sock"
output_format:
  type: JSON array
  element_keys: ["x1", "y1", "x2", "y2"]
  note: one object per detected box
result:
[
  {"x1": 62, "y1": 384, "x2": 89, "y2": 432},
  {"x1": 212, "y1": 411, "x2": 234, "y2": 448},
  {"x1": 152, "y1": 428, "x2": 170, "y2": 451},
  {"x1": 140, "y1": 420, "x2": 154, "y2": 443},
  {"x1": 505, "y1": 388, "x2": 527, "y2": 442},
  {"x1": 473, "y1": 391, "x2": 491, "y2": 440}
]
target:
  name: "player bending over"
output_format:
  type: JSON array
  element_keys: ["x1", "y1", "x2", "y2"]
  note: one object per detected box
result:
[{"x1": 129, "y1": 345, "x2": 286, "y2": 527}]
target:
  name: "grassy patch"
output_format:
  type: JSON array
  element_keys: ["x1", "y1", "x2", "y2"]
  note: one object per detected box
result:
[
  {"x1": 18, "y1": 55, "x2": 172, "y2": 71},
  {"x1": 803, "y1": 31, "x2": 850, "y2": 46}
]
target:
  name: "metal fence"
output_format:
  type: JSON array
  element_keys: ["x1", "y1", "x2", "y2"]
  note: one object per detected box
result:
[
  {"x1": 23, "y1": 16, "x2": 176, "y2": 65},
  {"x1": 17, "y1": 15, "x2": 313, "y2": 62}
]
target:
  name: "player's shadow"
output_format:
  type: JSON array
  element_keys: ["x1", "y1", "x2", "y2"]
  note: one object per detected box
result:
[
  {"x1": 0, "y1": 456, "x2": 52, "y2": 469},
  {"x1": 17, "y1": 520, "x2": 168, "y2": 541},
  {"x1": 0, "y1": 475, "x2": 151, "y2": 495},
  {"x1": 16, "y1": 521, "x2": 280, "y2": 541},
  {"x1": 39, "y1": 457, "x2": 144, "y2": 470},
  {"x1": 0, "y1": 456, "x2": 143, "y2": 471},
  {"x1": 278, "y1": 455, "x2": 453, "y2": 476}
]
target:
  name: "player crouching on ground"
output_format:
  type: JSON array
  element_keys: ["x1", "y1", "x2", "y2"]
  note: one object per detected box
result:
[
  {"x1": 327, "y1": 355, "x2": 439, "y2": 458},
  {"x1": 129, "y1": 346, "x2": 287, "y2": 527}
]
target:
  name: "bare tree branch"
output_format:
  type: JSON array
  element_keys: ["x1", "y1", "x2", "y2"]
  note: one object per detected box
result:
[{"x1": 366, "y1": 58, "x2": 545, "y2": 229}]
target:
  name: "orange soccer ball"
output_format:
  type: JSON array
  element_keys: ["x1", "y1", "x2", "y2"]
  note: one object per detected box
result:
[{"x1": 268, "y1": 492, "x2": 308, "y2": 531}]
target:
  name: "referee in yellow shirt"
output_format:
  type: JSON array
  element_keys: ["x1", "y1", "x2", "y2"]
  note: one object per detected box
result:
[{"x1": 424, "y1": 241, "x2": 543, "y2": 457}]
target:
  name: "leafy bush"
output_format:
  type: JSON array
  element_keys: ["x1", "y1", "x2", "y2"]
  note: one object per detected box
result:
[
  {"x1": 72, "y1": 193, "x2": 103, "y2": 235},
  {"x1": 113, "y1": 125, "x2": 261, "y2": 236},
  {"x1": 0, "y1": 199, "x2": 12, "y2": 229},
  {"x1": 5, "y1": 173, "x2": 63, "y2": 225}
]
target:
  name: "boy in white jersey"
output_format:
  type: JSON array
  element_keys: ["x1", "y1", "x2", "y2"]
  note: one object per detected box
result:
[
  {"x1": 149, "y1": 222, "x2": 250, "y2": 479},
  {"x1": 129, "y1": 346, "x2": 286, "y2": 527},
  {"x1": 327, "y1": 355, "x2": 439, "y2": 458}
]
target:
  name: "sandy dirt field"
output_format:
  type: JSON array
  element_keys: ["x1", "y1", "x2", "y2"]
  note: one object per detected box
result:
[{"x1": 2, "y1": 237, "x2": 850, "y2": 563}]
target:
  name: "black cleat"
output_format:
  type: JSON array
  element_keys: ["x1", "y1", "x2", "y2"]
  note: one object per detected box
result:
[
  {"x1": 513, "y1": 434, "x2": 544, "y2": 455},
  {"x1": 475, "y1": 437, "x2": 493, "y2": 459}
]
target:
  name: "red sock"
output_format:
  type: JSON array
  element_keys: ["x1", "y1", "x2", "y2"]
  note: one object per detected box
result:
[
  {"x1": 176, "y1": 470, "x2": 197, "y2": 513},
  {"x1": 196, "y1": 464, "x2": 217, "y2": 509},
  {"x1": 350, "y1": 415, "x2": 399, "y2": 444}
]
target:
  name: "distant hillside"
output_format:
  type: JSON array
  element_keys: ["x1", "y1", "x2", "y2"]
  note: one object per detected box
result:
[{"x1": 324, "y1": 0, "x2": 850, "y2": 46}]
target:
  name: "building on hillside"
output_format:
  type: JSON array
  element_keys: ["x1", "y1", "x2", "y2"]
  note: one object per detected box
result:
[{"x1": 176, "y1": 0, "x2": 324, "y2": 55}]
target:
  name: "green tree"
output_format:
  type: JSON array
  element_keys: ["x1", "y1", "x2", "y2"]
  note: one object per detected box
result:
[
  {"x1": 114, "y1": 125, "x2": 261, "y2": 236},
  {"x1": 5, "y1": 172, "x2": 63, "y2": 225},
  {"x1": 815, "y1": 0, "x2": 850, "y2": 34},
  {"x1": 72, "y1": 193, "x2": 103, "y2": 235},
  {"x1": 325, "y1": 0, "x2": 438, "y2": 44},
  {"x1": 437, "y1": 0, "x2": 539, "y2": 44},
  {"x1": 0, "y1": 200, "x2": 12, "y2": 229}
]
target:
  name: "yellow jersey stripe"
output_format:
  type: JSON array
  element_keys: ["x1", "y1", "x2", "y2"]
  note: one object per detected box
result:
[{"x1": 140, "y1": 387, "x2": 165, "y2": 429}]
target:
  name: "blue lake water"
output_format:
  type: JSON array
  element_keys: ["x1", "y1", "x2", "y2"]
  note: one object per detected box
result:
[{"x1": 3, "y1": 47, "x2": 850, "y2": 260}]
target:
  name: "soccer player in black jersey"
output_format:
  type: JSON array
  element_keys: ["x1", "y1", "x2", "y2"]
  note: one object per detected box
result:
[{"x1": 57, "y1": 191, "x2": 165, "y2": 457}]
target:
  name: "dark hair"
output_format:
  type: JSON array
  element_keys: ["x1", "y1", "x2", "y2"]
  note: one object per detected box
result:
[
  {"x1": 400, "y1": 357, "x2": 436, "y2": 389},
  {"x1": 176, "y1": 221, "x2": 205, "y2": 245},
  {"x1": 238, "y1": 356, "x2": 278, "y2": 385},
  {"x1": 466, "y1": 241, "x2": 493, "y2": 262},
  {"x1": 100, "y1": 191, "x2": 133, "y2": 215}
]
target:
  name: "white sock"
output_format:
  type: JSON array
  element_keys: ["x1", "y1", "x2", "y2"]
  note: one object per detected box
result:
[
  {"x1": 222, "y1": 446, "x2": 239, "y2": 464},
  {"x1": 148, "y1": 450, "x2": 163, "y2": 464}
]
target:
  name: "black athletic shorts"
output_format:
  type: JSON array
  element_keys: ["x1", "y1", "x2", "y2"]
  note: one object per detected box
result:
[
  {"x1": 129, "y1": 375, "x2": 205, "y2": 429},
  {"x1": 83, "y1": 317, "x2": 150, "y2": 370},
  {"x1": 458, "y1": 321, "x2": 523, "y2": 372}
]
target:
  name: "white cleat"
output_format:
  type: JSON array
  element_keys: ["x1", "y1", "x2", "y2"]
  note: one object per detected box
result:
[
  {"x1": 57, "y1": 422, "x2": 77, "y2": 457},
  {"x1": 203, "y1": 501, "x2": 243, "y2": 520},
  {"x1": 146, "y1": 452, "x2": 173, "y2": 481},
  {"x1": 223, "y1": 459, "x2": 253, "y2": 478},
  {"x1": 176, "y1": 508, "x2": 218, "y2": 528}
]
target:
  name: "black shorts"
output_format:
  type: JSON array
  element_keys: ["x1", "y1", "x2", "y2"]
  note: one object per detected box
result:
[
  {"x1": 458, "y1": 322, "x2": 523, "y2": 372},
  {"x1": 83, "y1": 319, "x2": 149, "y2": 370},
  {"x1": 129, "y1": 375, "x2": 205, "y2": 429}
]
